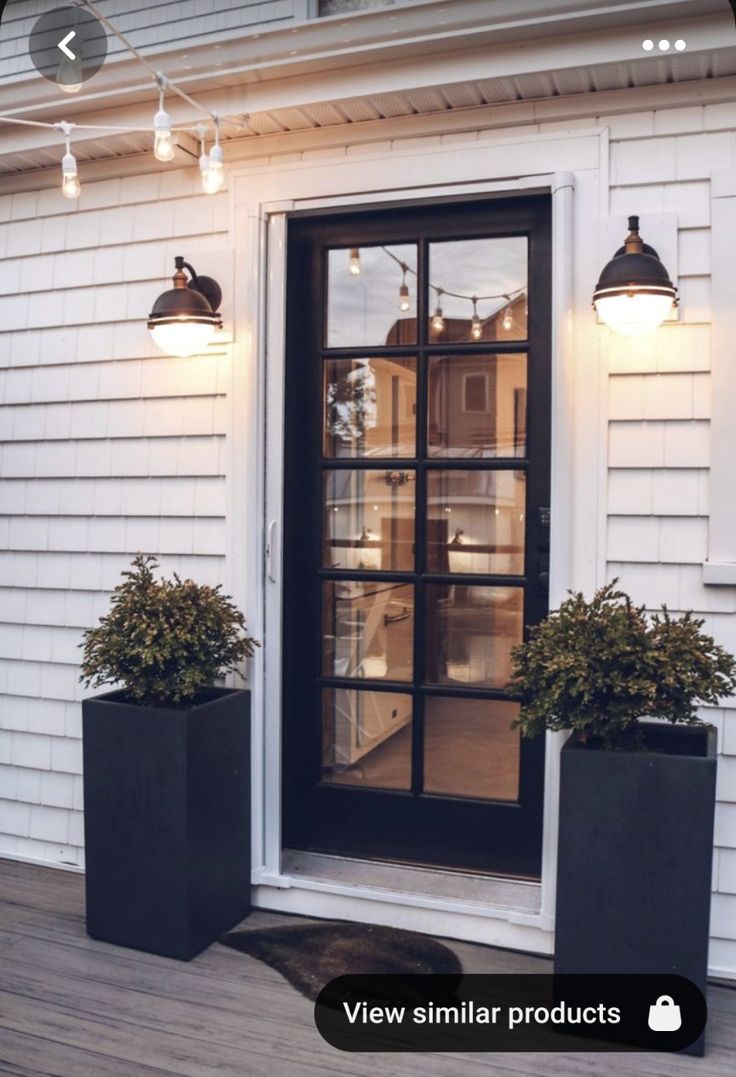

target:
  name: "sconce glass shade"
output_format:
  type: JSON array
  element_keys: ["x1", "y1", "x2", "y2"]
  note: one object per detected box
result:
[
  {"x1": 593, "y1": 216, "x2": 677, "y2": 336},
  {"x1": 148, "y1": 257, "x2": 223, "y2": 357}
]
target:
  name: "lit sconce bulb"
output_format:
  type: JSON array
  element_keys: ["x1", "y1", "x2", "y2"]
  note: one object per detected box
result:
[
  {"x1": 502, "y1": 307, "x2": 513, "y2": 332},
  {"x1": 471, "y1": 297, "x2": 482, "y2": 340},
  {"x1": 349, "y1": 248, "x2": 361, "y2": 276},
  {"x1": 153, "y1": 108, "x2": 175, "y2": 162},
  {"x1": 61, "y1": 149, "x2": 80, "y2": 199}
]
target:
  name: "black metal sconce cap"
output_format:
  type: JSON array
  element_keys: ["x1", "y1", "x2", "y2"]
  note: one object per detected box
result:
[
  {"x1": 147, "y1": 255, "x2": 223, "y2": 327},
  {"x1": 593, "y1": 215, "x2": 678, "y2": 302}
]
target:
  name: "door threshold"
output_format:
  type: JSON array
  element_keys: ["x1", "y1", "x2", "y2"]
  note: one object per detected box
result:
[{"x1": 281, "y1": 849, "x2": 541, "y2": 915}]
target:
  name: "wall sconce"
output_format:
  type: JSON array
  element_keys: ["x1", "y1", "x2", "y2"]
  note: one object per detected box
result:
[
  {"x1": 593, "y1": 216, "x2": 678, "y2": 336},
  {"x1": 147, "y1": 256, "x2": 223, "y2": 357}
]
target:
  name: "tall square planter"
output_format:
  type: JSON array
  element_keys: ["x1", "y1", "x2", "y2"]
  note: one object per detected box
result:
[
  {"x1": 82, "y1": 687, "x2": 251, "y2": 960},
  {"x1": 554, "y1": 721, "x2": 716, "y2": 1055}
]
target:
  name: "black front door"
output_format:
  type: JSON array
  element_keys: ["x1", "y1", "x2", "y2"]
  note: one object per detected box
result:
[{"x1": 282, "y1": 195, "x2": 551, "y2": 877}]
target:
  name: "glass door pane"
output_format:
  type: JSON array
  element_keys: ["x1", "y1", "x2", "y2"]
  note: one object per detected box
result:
[
  {"x1": 427, "y1": 354, "x2": 527, "y2": 457},
  {"x1": 427, "y1": 469, "x2": 526, "y2": 575},
  {"x1": 428, "y1": 237, "x2": 528, "y2": 342},
  {"x1": 326, "y1": 244, "x2": 418, "y2": 347},
  {"x1": 425, "y1": 584, "x2": 524, "y2": 688},
  {"x1": 423, "y1": 698, "x2": 521, "y2": 801},
  {"x1": 324, "y1": 357, "x2": 417, "y2": 458}
]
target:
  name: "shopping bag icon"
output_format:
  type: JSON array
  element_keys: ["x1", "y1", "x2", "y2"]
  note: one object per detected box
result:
[{"x1": 648, "y1": 995, "x2": 682, "y2": 1032}]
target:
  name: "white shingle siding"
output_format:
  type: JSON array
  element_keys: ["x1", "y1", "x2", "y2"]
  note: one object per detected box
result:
[
  {"x1": 0, "y1": 167, "x2": 229, "y2": 866},
  {"x1": 0, "y1": 0, "x2": 310, "y2": 82},
  {"x1": 603, "y1": 101, "x2": 736, "y2": 971}
]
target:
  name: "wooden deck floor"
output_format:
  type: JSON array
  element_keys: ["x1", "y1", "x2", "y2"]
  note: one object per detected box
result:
[{"x1": 0, "y1": 858, "x2": 734, "y2": 1077}]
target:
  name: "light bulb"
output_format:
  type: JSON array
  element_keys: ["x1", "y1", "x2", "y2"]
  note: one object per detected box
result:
[
  {"x1": 153, "y1": 109, "x2": 175, "y2": 162},
  {"x1": 56, "y1": 54, "x2": 83, "y2": 93},
  {"x1": 200, "y1": 142, "x2": 224, "y2": 194},
  {"x1": 502, "y1": 308, "x2": 513, "y2": 331},
  {"x1": 61, "y1": 151, "x2": 80, "y2": 199},
  {"x1": 594, "y1": 293, "x2": 674, "y2": 336},
  {"x1": 349, "y1": 248, "x2": 361, "y2": 276},
  {"x1": 471, "y1": 313, "x2": 482, "y2": 340},
  {"x1": 150, "y1": 320, "x2": 216, "y2": 358},
  {"x1": 399, "y1": 281, "x2": 410, "y2": 312},
  {"x1": 431, "y1": 307, "x2": 445, "y2": 334}
]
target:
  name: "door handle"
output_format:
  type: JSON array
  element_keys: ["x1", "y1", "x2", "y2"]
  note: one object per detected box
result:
[{"x1": 266, "y1": 519, "x2": 278, "y2": 583}]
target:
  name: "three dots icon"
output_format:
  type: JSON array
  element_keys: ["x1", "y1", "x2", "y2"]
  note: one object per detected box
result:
[{"x1": 642, "y1": 38, "x2": 687, "y2": 52}]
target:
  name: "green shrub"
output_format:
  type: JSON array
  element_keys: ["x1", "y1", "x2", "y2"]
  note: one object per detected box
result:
[
  {"x1": 80, "y1": 554, "x2": 259, "y2": 707},
  {"x1": 509, "y1": 581, "x2": 736, "y2": 749}
]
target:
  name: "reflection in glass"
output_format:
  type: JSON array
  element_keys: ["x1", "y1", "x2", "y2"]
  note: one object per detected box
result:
[
  {"x1": 425, "y1": 584, "x2": 523, "y2": 688},
  {"x1": 428, "y1": 237, "x2": 527, "y2": 342},
  {"x1": 427, "y1": 470, "x2": 526, "y2": 575},
  {"x1": 428, "y1": 354, "x2": 527, "y2": 457},
  {"x1": 323, "y1": 580, "x2": 414, "y2": 682},
  {"x1": 322, "y1": 688, "x2": 412, "y2": 790},
  {"x1": 323, "y1": 469, "x2": 415, "y2": 571},
  {"x1": 423, "y1": 698, "x2": 520, "y2": 801},
  {"x1": 324, "y1": 357, "x2": 416, "y2": 458},
  {"x1": 327, "y1": 244, "x2": 418, "y2": 348}
]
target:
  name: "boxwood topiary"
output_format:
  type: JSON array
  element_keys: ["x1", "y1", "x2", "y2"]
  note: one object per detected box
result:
[
  {"x1": 509, "y1": 580, "x2": 736, "y2": 749},
  {"x1": 80, "y1": 554, "x2": 259, "y2": 707}
]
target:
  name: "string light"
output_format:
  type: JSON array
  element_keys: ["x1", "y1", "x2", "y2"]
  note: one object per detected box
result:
[
  {"x1": 197, "y1": 123, "x2": 224, "y2": 194},
  {"x1": 56, "y1": 49, "x2": 83, "y2": 94},
  {"x1": 471, "y1": 296, "x2": 482, "y2": 340},
  {"x1": 153, "y1": 79, "x2": 174, "y2": 162},
  {"x1": 378, "y1": 245, "x2": 527, "y2": 336},
  {"x1": 399, "y1": 265, "x2": 410, "y2": 312},
  {"x1": 431, "y1": 288, "x2": 445, "y2": 334},
  {"x1": 0, "y1": 0, "x2": 248, "y2": 199},
  {"x1": 58, "y1": 122, "x2": 80, "y2": 199},
  {"x1": 348, "y1": 248, "x2": 361, "y2": 276}
]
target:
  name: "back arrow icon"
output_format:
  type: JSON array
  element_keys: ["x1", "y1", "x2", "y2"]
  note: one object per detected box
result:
[{"x1": 58, "y1": 31, "x2": 76, "y2": 60}]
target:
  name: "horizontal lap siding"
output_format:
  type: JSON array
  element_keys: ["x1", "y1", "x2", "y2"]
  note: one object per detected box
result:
[
  {"x1": 606, "y1": 105, "x2": 736, "y2": 973},
  {"x1": 0, "y1": 167, "x2": 229, "y2": 869},
  {"x1": 0, "y1": 0, "x2": 307, "y2": 82}
]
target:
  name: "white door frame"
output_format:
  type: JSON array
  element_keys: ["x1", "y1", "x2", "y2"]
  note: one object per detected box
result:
[{"x1": 227, "y1": 128, "x2": 608, "y2": 953}]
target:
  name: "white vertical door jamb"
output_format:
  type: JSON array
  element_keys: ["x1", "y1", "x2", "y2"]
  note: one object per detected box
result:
[
  {"x1": 703, "y1": 169, "x2": 736, "y2": 584},
  {"x1": 261, "y1": 210, "x2": 289, "y2": 882},
  {"x1": 538, "y1": 171, "x2": 575, "y2": 930}
]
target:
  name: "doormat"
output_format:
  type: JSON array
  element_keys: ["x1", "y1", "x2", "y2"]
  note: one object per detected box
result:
[{"x1": 219, "y1": 922, "x2": 462, "y2": 1000}]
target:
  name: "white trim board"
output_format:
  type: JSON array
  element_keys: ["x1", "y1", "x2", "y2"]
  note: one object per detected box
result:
[
  {"x1": 703, "y1": 167, "x2": 736, "y2": 587},
  {"x1": 227, "y1": 127, "x2": 607, "y2": 955}
]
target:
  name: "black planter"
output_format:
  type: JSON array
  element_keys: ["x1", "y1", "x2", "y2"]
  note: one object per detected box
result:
[
  {"x1": 82, "y1": 687, "x2": 251, "y2": 960},
  {"x1": 554, "y1": 721, "x2": 716, "y2": 1055}
]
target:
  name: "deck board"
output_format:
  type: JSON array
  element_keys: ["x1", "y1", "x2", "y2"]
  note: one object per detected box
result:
[{"x1": 0, "y1": 859, "x2": 733, "y2": 1077}]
